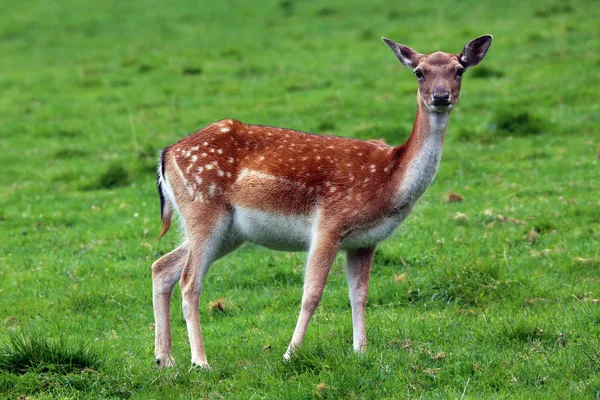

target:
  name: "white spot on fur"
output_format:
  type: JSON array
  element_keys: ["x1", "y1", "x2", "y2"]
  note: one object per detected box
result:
[
  {"x1": 220, "y1": 127, "x2": 231, "y2": 133},
  {"x1": 236, "y1": 168, "x2": 306, "y2": 189},
  {"x1": 191, "y1": 155, "x2": 198, "y2": 162},
  {"x1": 171, "y1": 159, "x2": 194, "y2": 199}
]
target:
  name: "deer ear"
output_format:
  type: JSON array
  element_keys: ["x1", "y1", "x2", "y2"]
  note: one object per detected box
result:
[
  {"x1": 382, "y1": 37, "x2": 421, "y2": 69},
  {"x1": 459, "y1": 35, "x2": 493, "y2": 68}
]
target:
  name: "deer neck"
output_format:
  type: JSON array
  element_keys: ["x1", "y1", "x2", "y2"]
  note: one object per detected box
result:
[{"x1": 392, "y1": 105, "x2": 450, "y2": 208}]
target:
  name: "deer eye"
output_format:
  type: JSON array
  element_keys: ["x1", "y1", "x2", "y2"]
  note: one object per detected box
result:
[
  {"x1": 414, "y1": 70, "x2": 424, "y2": 80},
  {"x1": 456, "y1": 68, "x2": 466, "y2": 77}
]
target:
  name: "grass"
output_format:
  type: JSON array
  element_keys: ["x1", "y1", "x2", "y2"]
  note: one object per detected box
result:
[
  {"x1": 0, "y1": 329, "x2": 102, "y2": 375},
  {"x1": 1, "y1": 0, "x2": 599, "y2": 398}
]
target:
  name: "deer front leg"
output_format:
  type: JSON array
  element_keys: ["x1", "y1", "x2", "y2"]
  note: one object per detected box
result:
[
  {"x1": 284, "y1": 231, "x2": 341, "y2": 360},
  {"x1": 345, "y1": 247, "x2": 375, "y2": 353},
  {"x1": 152, "y1": 243, "x2": 188, "y2": 367}
]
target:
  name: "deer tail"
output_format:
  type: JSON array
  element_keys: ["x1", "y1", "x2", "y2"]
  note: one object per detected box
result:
[{"x1": 156, "y1": 147, "x2": 173, "y2": 240}]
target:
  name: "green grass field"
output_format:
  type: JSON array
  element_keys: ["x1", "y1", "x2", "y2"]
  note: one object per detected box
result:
[{"x1": 1, "y1": 0, "x2": 599, "y2": 398}]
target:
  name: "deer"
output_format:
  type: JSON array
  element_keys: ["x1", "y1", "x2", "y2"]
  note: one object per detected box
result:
[{"x1": 151, "y1": 35, "x2": 493, "y2": 367}]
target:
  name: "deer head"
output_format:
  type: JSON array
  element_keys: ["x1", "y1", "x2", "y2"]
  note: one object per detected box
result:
[{"x1": 382, "y1": 35, "x2": 493, "y2": 113}]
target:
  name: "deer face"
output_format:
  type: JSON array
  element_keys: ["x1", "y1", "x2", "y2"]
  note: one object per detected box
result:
[
  {"x1": 412, "y1": 52, "x2": 465, "y2": 113},
  {"x1": 383, "y1": 35, "x2": 493, "y2": 113}
]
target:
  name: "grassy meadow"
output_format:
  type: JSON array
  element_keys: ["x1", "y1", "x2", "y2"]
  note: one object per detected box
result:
[{"x1": 1, "y1": 0, "x2": 599, "y2": 398}]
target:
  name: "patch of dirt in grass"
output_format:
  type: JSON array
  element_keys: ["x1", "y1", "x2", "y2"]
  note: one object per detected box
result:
[{"x1": 445, "y1": 192, "x2": 463, "y2": 203}]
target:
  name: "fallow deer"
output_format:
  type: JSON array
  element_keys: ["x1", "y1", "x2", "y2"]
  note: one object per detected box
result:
[{"x1": 152, "y1": 35, "x2": 493, "y2": 367}]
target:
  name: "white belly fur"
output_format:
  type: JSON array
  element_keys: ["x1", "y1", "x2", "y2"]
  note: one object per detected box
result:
[
  {"x1": 341, "y1": 214, "x2": 404, "y2": 250},
  {"x1": 232, "y1": 207, "x2": 314, "y2": 251},
  {"x1": 232, "y1": 206, "x2": 405, "y2": 252}
]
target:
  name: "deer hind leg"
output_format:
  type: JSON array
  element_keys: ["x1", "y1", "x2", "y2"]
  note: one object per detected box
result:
[
  {"x1": 284, "y1": 230, "x2": 341, "y2": 360},
  {"x1": 180, "y1": 211, "x2": 233, "y2": 368},
  {"x1": 152, "y1": 243, "x2": 189, "y2": 367},
  {"x1": 345, "y1": 247, "x2": 375, "y2": 353}
]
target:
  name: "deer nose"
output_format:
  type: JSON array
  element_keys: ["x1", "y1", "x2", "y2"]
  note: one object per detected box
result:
[{"x1": 432, "y1": 91, "x2": 451, "y2": 105}]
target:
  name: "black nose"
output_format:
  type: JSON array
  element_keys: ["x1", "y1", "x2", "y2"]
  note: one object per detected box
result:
[{"x1": 432, "y1": 91, "x2": 451, "y2": 105}]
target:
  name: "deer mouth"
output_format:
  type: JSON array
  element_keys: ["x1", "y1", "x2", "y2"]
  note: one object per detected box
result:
[{"x1": 428, "y1": 103, "x2": 454, "y2": 113}]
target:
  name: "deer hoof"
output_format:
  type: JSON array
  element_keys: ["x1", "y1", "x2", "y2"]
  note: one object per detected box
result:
[
  {"x1": 190, "y1": 361, "x2": 211, "y2": 370},
  {"x1": 155, "y1": 355, "x2": 176, "y2": 368}
]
